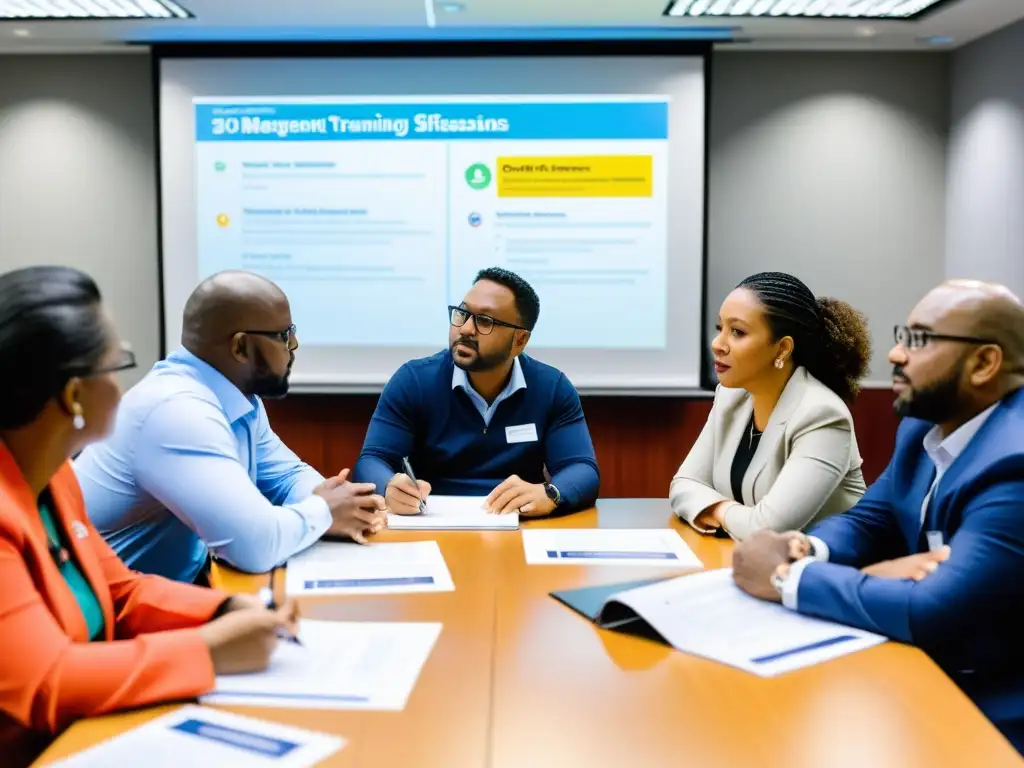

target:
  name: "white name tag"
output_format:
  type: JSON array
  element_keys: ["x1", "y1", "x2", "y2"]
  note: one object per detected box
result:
[{"x1": 505, "y1": 423, "x2": 538, "y2": 444}]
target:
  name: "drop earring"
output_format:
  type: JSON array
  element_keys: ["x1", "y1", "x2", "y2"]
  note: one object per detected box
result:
[{"x1": 72, "y1": 404, "x2": 85, "y2": 431}]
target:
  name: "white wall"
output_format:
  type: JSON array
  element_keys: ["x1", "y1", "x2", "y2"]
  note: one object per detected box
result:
[
  {"x1": 948, "y1": 19, "x2": 1024, "y2": 299},
  {"x1": 0, "y1": 53, "x2": 159, "y2": 386},
  {"x1": 710, "y1": 52, "x2": 949, "y2": 382},
  {"x1": 0, "y1": 51, "x2": 951, "y2": 385}
]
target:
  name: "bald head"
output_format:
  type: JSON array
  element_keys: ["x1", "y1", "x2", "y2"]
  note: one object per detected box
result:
[
  {"x1": 182, "y1": 271, "x2": 289, "y2": 350},
  {"x1": 917, "y1": 279, "x2": 1024, "y2": 370}
]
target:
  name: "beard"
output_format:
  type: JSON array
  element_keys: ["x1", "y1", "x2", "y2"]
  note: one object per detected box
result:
[
  {"x1": 893, "y1": 363, "x2": 963, "y2": 423},
  {"x1": 450, "y1": 336, "x2": 513, "y2": 373},
  {"x1": 250, "y1": 347, "x2": 292, "y2": 399}
]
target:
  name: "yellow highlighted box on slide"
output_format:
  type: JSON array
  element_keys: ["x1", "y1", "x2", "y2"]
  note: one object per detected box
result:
[{"x1": 495, "y1": 155, "x2": 653, "y2": 198}]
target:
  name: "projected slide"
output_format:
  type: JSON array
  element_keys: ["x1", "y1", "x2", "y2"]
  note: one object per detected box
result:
[{"x1": 195, "y1": 97, "x2": 669, "y2": 349}]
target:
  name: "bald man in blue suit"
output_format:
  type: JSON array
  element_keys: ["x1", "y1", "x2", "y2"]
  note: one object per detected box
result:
[{"x1": 732, "y1": 280, "x2": 1024, "y2": 753}]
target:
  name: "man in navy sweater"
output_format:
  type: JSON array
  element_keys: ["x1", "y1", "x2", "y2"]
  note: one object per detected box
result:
[{"x1": 354, "y1": 267, "x2": 600, "y2": 517}]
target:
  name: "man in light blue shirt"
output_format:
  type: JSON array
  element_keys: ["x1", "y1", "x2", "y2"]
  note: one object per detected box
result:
[{"x1": 74, "y1": 271, "x2": 385, "y2": 583}]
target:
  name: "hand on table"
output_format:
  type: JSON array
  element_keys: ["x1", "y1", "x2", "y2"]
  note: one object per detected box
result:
[
  {"x1": 314, "y1": 468, "x2": 387, "y2": 544},
  {"x1": 731, "y1": 530, "x2": 796, "y2": 602},
  {"x1": 485, "y1": 475, "x2": 555, "y2": 517},
  {"x1": 386, "y1": 473, "x2": 432, "y2": 515},
  {"x1": 862, "y1": 547, "x2": 951, "y2": 581},
  {"x1": 693, "y1": 501, "x2": 729, "y2": 532},
  {"x1": 200, "y1": 599, "x2": 299, "y2": 675}
]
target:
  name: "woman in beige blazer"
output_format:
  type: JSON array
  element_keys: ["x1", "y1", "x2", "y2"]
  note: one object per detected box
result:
[{"x1": 671, "y1": 272, "x2": 872, "y2": 541}]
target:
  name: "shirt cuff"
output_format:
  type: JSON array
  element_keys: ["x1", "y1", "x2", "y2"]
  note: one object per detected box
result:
[
  {"x1": 290, "y1": 493, "x2": 333, "y2": 540},
  {"x1": 807, "y1": 535, "x2": 830, "y2": 562},
  {"x1": 780, "y1": 556, "x2": 818, "y2": 610}
]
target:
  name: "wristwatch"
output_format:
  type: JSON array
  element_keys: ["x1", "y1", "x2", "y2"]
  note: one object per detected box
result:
[{"x1": 543, "y1": 482, "x2": 562, "y2": 506}]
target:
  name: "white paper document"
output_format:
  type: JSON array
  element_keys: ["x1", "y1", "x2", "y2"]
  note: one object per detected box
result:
[
  {"x1": 522, "y1": 528, "x2": 703, "y2": 568},
  {"x1": 612, "y1": 568, "x2": 886, "y2": 676},
  {"x1": 47, "y1": 704, "x2": 343, "y2": 768},
  {"x1": 284, "y1": 540, "x2": 454, "y2": 596},
  {"x1": 387, "y1": 495, "x2": 519, "y2": 530},
  {"x1": 202, "y1": 620, "x2": 442, "y2": 710}
]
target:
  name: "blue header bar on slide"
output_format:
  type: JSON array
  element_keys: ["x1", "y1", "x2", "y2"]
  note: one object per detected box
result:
[{"x1": 194, "y1": 101, "x2": 669, "y2": 141}]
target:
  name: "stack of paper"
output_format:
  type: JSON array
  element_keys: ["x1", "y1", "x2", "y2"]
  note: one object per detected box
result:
[
  {"x1": 284, "y1": 540, "x2": 454, "y2": 596},
  {"x1": 575, "y1": 568, "x2": 887, "y2": 676},
  {"x1": 387, "y1": 495, "x2": 518, "y2": 530},
  {"x1": 203, "y1": 619, "x2": 443, "y2": 711},
  {"x1": 522, "y1": 528, "x2": 703, "y2": 567},
  {"x1": 48, "y1": 705, "x2": 344, "y2": 767}
]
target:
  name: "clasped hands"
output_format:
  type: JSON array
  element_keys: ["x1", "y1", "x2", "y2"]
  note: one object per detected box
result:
[
  {"x1": 732, "y1": 528, "x2": 952, "y2": 603},
  {"x1": 386, "y1": 473, "x2": 556, "y2": 518}
]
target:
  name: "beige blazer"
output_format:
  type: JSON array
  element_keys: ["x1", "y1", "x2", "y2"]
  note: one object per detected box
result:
[{"x1": 670, "y1": 367, "x2": 866, "y2": 541}]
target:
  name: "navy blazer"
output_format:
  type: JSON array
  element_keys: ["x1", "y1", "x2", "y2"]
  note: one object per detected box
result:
[{"x1": 800, "y1": 386, "x2": 1024, "y2": 752}]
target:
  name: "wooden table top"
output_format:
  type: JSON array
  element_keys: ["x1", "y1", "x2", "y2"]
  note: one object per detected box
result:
[{"x1": 36, "y1": 499, "x2": 1021, "y2": 768}]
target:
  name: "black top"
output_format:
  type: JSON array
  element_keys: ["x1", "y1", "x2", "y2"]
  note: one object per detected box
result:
[{"x1": 730, "y1": 415, "x2": 763, "y2": 503}]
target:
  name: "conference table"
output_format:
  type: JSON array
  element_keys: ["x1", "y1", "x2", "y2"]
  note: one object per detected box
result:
[{"x1": 36, "y1": 499, "x2": 1021, "y2": 767}]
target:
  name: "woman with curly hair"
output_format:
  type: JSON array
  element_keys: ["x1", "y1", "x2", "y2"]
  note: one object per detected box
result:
[{"x1": 670, "y1": 272, "x2": 872, "y2": 540}]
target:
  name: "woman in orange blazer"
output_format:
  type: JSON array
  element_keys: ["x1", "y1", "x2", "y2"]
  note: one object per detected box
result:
[{"x1": 0, "y1": 266, "x2": 297, "y2": 766}]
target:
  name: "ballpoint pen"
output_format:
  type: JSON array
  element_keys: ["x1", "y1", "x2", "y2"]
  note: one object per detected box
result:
[
  {"x1": 401, "y1": 456, "x2": 427, "y2": 513},
  {"x1": 260, "y1": 566, "x2": 303, "y2": 646}
]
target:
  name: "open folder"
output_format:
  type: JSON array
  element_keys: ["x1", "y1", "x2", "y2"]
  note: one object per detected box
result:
[{"x1": 551, "y1": 568, "x2": 886, "y2": 677}]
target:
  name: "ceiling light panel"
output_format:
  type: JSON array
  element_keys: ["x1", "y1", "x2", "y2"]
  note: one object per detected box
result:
[
  {"x1": 666, "y1": 0, "x2": 946, "y2": 18},
  {"x1": 0, "y1": 0, "x2": 192, "y2": 19}
]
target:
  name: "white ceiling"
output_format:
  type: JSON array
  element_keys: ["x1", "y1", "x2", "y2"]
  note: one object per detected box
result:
[{"x1": 0, "y1": 0, "x2": 1020, "y2": 53}]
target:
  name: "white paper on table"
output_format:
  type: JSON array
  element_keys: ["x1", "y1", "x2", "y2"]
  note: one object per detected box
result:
[
  {"x1": 611, "y1": 568, "x2": 886, "y2": 676},
  {"x1": 46, "y1": 704, "x2": 344, "y2": 768},
  {"x1": 387, "y1": 495, "x2": 518, "y2": 530},
  {"x1": 521, "y1": 528, "x2": 703, "y2": 568},
  {"x1": 202, "y1": 620, "x2": 442, "y2": 711},
  {"x1": 285, "y1": 540, "x2": 454, "y2": 596}
]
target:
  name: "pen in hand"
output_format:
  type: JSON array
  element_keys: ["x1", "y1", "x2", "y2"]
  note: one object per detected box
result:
[
  {"x1": 401, "y1": 456, "x2": 427, "y2": 513},
  {"x1": 260, "y1": 567, "x2": 303, "y2": 646}
]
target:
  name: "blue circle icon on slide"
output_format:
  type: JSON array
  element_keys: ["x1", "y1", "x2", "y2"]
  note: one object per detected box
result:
[{"x1": 468, "y1": 212, "x2": 483, "y2": 227}]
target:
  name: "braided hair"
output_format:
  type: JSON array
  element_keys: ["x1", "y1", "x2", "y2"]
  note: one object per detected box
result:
[{"x1": 737, "y1": 272, "x2": 871, "y2": 402}]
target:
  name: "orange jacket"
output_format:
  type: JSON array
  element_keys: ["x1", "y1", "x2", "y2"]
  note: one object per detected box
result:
[{"x1": 0, "y1": 443, "x2": 227, "y2": 765}]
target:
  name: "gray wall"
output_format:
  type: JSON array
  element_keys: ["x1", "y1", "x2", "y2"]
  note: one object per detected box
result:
[
  {"x1": 710, "y1": 52, "x2": 949, "y2": 382},
  {"x1": 948, "y1": 19, "x2": 1024, "y2": 299},
  {"x1": 0, "y1": 54, "x2": 159, "y2": 386},
  {"x1": 0, "y1": 51, "x2": 952, "y2": 385}
]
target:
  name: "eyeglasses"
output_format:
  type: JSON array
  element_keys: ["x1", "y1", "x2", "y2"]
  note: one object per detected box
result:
[
  {"x1": 894, "y1": 325, "x2": 997, "y2": 351},
  {"x1": 65, "y1": 346, "x2": 137, "y2": 378},
  {"x1": 449, "y1": 306, "x2": 527, "y2": 336},
  {"x1": 244, "y1": 324, "x2": 298, "y2": 350}
]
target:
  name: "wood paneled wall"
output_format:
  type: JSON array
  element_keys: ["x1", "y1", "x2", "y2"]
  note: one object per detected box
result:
[{"x1": 265, "y1": 388, "x2": 900, "y2": 496}]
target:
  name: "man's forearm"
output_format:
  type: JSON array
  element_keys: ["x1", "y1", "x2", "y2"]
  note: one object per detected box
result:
[
  {"x1": 550, "y1": 462, "x2": 600, "y2": 510},
  {"x1": 353, "y1": 453, "x2": 398, "y2": 496}
]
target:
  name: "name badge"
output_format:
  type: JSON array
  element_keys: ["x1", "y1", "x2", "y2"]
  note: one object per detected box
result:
[{"x1": 505, "y1": 423, "x2": 538, "y2": 444}]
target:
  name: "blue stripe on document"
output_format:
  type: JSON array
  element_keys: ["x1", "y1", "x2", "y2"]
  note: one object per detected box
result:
[
  {"x1": 750, "y1": 635, "x2": 857, "y2": 664},
  {"x1": 545, "y1": 550, "x2": 678, "y2": 560},
  {"x1": 212, "y1": 691, "x2": 371, "y2": 703},
  {"x1": 171, "y1": 719, "x2": 300, "y2": 757},
  {"x1": 303, "y1": 576, "x2": 435, "y2": 589}
]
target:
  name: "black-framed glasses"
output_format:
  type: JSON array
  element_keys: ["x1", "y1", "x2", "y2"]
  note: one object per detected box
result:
[
  {"x1": 894, "y1": 325, "x2": 997, "y2": 351},
  {"x1": 448, "y1": 305, "x2": 527, "y2": 336},
  {"x1": 243, "y1": 324, "x2": 298, "y2": 350},
  {"x1": 65, "y1": 346, "x2": 137, "y2": 378}
]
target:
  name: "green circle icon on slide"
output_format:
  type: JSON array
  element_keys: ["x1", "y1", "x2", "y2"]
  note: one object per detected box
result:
[{"x1": 465, "y1": 163, "x2": 492, "y2": 190}]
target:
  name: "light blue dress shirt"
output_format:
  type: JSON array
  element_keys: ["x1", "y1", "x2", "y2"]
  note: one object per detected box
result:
[
  {"x1": 73, "y1": 348, "x2": 331, "y2": 583},
  {"x1": 451, "y1": 357, "x2": 526, "y2": 426}
]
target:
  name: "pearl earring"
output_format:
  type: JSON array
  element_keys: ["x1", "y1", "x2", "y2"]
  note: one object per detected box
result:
[
  {"x1": 775, "y1": 358, "x2": 785, "y2": 369},
  {"x1": 72, "y1": 406, "x2": 85, "y2": 431}
]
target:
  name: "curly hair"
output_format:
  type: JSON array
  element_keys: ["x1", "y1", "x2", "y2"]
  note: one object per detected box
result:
[{"x1": 738, "y1": 272, "x2": 872, "y2": 402}]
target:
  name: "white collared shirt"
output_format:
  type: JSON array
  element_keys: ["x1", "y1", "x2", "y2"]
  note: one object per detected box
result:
[{"x1": 781, "y1": 402, "x2": 1000, "y2": 610}]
